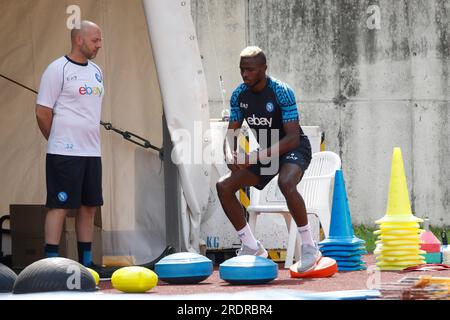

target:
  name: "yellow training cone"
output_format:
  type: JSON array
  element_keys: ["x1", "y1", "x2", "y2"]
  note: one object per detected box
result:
[
  {"x1": 375, "y1": 148, "x2": 422, "y2": 224},
  {"x1": 374, "y1": 148, "x2": 426, "y2": 271}
]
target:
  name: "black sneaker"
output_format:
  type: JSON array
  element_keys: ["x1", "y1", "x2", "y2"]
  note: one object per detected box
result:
[
  {"x1": 85, "y1": 263, "x2": 120, "y2": 281},
  {"x1": 138, "y1": 245, "x2": 176, "y2": 270}
]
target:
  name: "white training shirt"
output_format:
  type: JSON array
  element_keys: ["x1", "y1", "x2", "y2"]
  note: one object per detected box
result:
[{"x1": 36, "y1": 55, "x2": 104, "y2": 157}]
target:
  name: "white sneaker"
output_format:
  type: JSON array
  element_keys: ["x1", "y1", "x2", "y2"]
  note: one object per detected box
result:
[
  {"x1": 297, "y1": 243, "x2": 322, "y2": 273},
  {"x1": 236, "y1": 241, "x2": 268, "y2": 258}
]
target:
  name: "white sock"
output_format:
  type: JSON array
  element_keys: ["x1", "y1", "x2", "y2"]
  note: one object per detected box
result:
[
  {"x1": 298, "y1": 223, "x2": 315, "y2": 246},
  {"x1": 237, "y1": 224, "x2": 259, "y2": 250}
]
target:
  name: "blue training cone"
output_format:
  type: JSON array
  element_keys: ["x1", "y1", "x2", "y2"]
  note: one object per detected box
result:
[
  {"x1": 319, "y1": 170, "x2": 365, "y2": 247},
  {"x1": 319, "y1": 170, "x2": 367, "y2": 271}
]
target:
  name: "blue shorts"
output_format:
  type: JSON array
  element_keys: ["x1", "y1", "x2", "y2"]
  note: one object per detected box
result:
[
  {"x1": 247, "y1": 134, "x2": 312, "y2": 190},
  {"x1": 46, "y1": 154, "x2": 103, "y2": 209}
]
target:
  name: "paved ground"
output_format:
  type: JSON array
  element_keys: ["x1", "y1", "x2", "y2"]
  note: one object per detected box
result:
[{"x1": 97, "y1": 254, "x2": 450, "y2": 297}]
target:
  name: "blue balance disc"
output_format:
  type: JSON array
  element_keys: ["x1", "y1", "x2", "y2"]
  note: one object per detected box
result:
[
  {"x1": 321, "y1": 249, "x2": 368, "y2": 257},
  {"x1": 319, "y1": 244, "x2": 365, "y2": 252},
  {"x1": 335, "y1": 260, "x2": 366, "y2": 268},
  {"x1": 155, "y1": 252, "x2": 213, "y2": 284},
  {"x1": 326, "y1": 255, "x2": 364, "y2": 263},
  {"x1": 319, "y1": 236, "x2": 366, "y2": 247},
  {"x1": 219, "y1": 255, "x2": 278, "y2": 285},
  {"x1": 338, "y1": 265, "x2": 367, "y2": 271}
]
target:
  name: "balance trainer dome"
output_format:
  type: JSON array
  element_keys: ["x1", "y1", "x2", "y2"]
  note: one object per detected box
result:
[
  {"x1": 219, "y1": 255, "x2": 278, "y2": 285},
  {"x1": 155, "y1": 252, "x2": 213, "y2": 284},
  {"x1": 0, "y1": 263, "x2": 17, "y2": 293},
  {"x1": 13, "y1": 258, "x2": 97, "y2": 294}
]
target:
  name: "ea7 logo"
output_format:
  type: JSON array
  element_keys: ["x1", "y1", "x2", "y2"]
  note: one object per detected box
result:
[
  {"x1": 240, "y1": 102, "x2": 248, "y2": 109},
  {"x1": 247, "y1": 114, "x2": 272, "y2": 127}
]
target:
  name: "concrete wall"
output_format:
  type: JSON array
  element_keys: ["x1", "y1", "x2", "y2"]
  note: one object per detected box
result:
[{"x1": 192, "y1": 0, "x2": 450, "y2": 226}]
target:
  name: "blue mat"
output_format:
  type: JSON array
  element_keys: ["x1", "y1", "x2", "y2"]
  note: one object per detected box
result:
[{"x1": 300, "y1": 289, "x2": 380, "y2": 300}]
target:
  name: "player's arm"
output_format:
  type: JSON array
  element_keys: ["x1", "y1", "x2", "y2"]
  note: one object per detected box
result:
[
  {"x1": 223, "y1": 120, "x2": 243, "y2": 172},
  {"x1": 35, "y1": 105, "x2": 53, "y2": 140},
  {"x1": 35, "y1": 62, "x2": 61, "y2": 141},
  {"x1": 223, "y1": 87, "x2": 245, "y2": 171}
]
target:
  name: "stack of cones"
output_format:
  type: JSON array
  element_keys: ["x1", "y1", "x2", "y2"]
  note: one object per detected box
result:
[
  {"x1": 374, "y1": 147, "x2": 425, "y2": 270},
  {"x1": 319, "y1": 170, "x2": 367, "y2": 271}
]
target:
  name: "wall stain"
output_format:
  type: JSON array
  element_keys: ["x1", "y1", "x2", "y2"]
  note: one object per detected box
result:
[
  {"x1": 435, "y1": 0, "x2": 450, "y2": 59},
  {"x1": 435, "y1": 0, "x2": 449, "y2": 98},
  {"x1": 438, "y1": 104, "x2": 450, "y2": 210}
]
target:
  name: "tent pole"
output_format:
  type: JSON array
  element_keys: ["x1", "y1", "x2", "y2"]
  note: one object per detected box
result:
[{"x1": 162, "y1": 113, "x2": 181, "y2": 252}]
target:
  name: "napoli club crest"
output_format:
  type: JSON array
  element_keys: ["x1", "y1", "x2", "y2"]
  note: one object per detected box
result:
[
  {"x1": 266, "y1": 102, "x2": 274, "y2": 112},
  {"x1": 57, "y1": 191, "x2": 68, "y2": 203},
  {"x1": 95, "y1": 73, "x2": 102, "y2": 83}
]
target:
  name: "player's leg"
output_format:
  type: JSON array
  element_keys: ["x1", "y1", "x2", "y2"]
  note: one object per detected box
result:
[
  {"x1": 216, "y1": 168, "x2": 268, "y2": 257},
  {"x1": 44, "y1": 154, "x2": 83, "y2": 258},
  {"x1": 279, "y1": 136, "x2": 320, "y2": 272},
  {"x1": 77, "y1": 157, "x2": 103, "y2": 266},
  {"x1": 278, "y1": 163, "x2": 307, "y2": 227},
  {"x1": 44, "y1": 209, "x2": 68, "y2": 257}
]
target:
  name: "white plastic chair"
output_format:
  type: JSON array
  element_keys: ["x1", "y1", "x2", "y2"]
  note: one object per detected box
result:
[{"x1": 247, "y1": 151, "x2": 341, "y2": 268}]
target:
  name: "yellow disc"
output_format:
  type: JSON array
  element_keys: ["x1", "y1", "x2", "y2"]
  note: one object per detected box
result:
[
  {"x1": 374, "y1": 244, "x2": 421, "y2": 253},
  {"x1": 378, "y1": 239, "x2": 422, "y2": 246},
  {"x1": 376, "y1": 262, "x2": 423, "y2": 271},
  {"x1": 375, "y1": 215, "x2": 423, "y2": 224},
  {"x1": 86, "y1": 267, "x2": 100, "y2": 286},
  {"x1": 380, "y1": 223, "x2": 420, "y2": 230},
  {"x1": 374, "y1": 229, "x2": 422, "y2": 236},
  {"x1": 378, "y1": 222, "x2": 420, "y2": 228},
  {"x1": 111, "y1": 266, "x2": 158, "y2": 293},
  {"x1": 380, "y1": 245, "x2": 420, "y2": 251},
  {"x1": 377, "y1": 234, "x2": 421, "y2": 240},
  {"x1": 379, "y1": 226, "x2": 420, "y2": 232},
  {"x1": 376, "y1": 249, "x2": 425, "y2": 256},
  {"x1": 377, "y1": 265, "x2": 405, "y2": 271},
  {"x1": 376, "y1": 258, "x2": 425, "y2": 268},
  {"x1": 373, "y1": 245, "x2": 426, "y2": 256},
  {"x1": 377, "y1": 255, "x2": 424, "y2": 262}
]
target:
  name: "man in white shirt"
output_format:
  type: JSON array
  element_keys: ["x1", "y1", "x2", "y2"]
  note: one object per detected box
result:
[{"x1": 35, "y1": 20, "x2": 104, "y2": 268}]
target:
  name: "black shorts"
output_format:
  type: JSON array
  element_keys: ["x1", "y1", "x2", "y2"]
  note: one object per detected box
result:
[
  {"x1": 247, "y1": 134, "x2": 312, "y2": 190},
  {"x1": 46, "y1": 154, "x2": 103, "y2": 209}
]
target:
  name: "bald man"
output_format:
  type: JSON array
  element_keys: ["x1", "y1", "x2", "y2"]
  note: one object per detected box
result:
[{"x1": 35, "y1": 21, "x2": 104, "y2": 268}]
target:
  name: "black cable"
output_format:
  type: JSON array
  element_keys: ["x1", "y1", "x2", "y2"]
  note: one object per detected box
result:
[
  {"x1": 1, "y1": 73, "x2": 163, "y2": 158},
  {"x1": 0, "y1": 74, "x2": 38, "y2": 94}
]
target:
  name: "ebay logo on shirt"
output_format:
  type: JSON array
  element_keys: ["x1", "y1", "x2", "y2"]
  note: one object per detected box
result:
[{"x1": 79, "y1": 84, "x2": 103, "y2": 96}]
